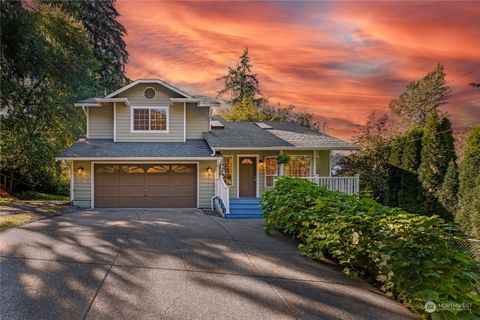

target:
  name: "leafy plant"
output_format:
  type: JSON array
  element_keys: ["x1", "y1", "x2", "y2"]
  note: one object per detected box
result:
[
  {"x1": 276, "y1": 154, "x2": 291, "y2": 165},
  {"x1": 262, "y1": 177, "x2": 480, "y2": 319}
]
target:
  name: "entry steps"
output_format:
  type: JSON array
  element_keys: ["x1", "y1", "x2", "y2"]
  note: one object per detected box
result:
[{"x1": 225, "y1": 198, "x2": 264, "y2": 219}]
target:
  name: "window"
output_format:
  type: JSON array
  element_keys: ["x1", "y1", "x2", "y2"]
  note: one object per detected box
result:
[
  {"x1": 144, "y1": 87, "x2": 156, "y2": 99},
  {"x1": 265, "y1": 156, "x2": 277, "y2": 187},
  {"x1": 132, "y1": 107, "x2": 168, "y2": 132},
  {"x1": 223, "y1": 156, "x2": 233, "y2": 185},
  {"x1": 286, "y1": 155, "x2": 312, "y2": 177}
]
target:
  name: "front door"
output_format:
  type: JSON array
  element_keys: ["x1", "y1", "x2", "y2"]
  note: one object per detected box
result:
[{"x1": 239, "y1": 157, "x2": 256, "y2": 197}]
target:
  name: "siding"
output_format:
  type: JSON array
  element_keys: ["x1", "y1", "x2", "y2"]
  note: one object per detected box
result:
[
  {"x1": 198, "y1": 160, "x2": 216, "y2": 208},
  {"x1": 72, "y1": 160, "x2": 215, "y2": 209},
  {"x1": 316, "y1": 150, "x2": 331, "y2": 176},
  {"x1": 115, "y1": 83, "x2": 185, "y2": 142},
  {"x1": 88, "y1": 104, "x2": 113, "y2": 139},
  {"x1": 186, "y1": 103, "x2": 210, "y2": 139},
  {"x1": 73, "y1": 161, "x2": 92, "y2": 208}
]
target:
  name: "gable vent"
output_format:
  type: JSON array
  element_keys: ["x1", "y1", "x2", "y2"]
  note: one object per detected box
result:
[
  {"x1": 255, "y1": 122, "x2": 272, "y2": 130},
  {"x1": 211, "y1": 120, "x2": 224, "y2": 129}
]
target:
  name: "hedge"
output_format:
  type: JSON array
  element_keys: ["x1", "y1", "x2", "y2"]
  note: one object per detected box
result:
[{"x1": 261, "y1": 177, "x2": 480, "y2": 319}]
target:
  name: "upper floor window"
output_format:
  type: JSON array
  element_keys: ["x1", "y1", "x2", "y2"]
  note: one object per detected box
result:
[
  {"x1": 131, "y1": 106, "x2": 169, "y2": 132},
  {"x1": 144, "y1": 87, "x2": 156, "y2": 99}
]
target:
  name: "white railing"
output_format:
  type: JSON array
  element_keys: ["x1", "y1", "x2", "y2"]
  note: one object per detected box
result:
[
  {"x1": 293, "y1": 175, "x2": 360, "y2": 195},
  {"x1": 215, "y1": 176, "x2": 230, "y2": 213}
]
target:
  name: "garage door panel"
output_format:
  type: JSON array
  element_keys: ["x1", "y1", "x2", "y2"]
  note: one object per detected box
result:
[
  {"x1": 145, "y1": 186, "x2": 170, "y2": 196},
  {"x1": 95, "y1": 186, "x2": 119, "y2": 196},
  {"x1": 170, "y1": 196, "x2": 196, "y2": 207},
  {"x1": 95, "y1": 196, "x2": 120, "y2": 208},
  {"x1": 145, "y1": 196, "x2": 170, "y2": 207},
  {"x1": 118, "y1": 185, "x2": 144, "y2": 196},
  {"x1": 94, "y1": 163, "x2": 197, "y2": 208},
  {"x1": 119, "y1": 196, "x2": 145, "y2": 208}
]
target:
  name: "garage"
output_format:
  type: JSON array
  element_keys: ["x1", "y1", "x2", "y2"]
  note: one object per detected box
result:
[{"x1": 94, "y1": 163, "x2": 197, "y2": 208}]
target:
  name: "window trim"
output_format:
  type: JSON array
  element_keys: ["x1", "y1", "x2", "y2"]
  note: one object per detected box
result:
[
  {"x1": 143, "y1": 87, "x2": 156, "y2": 99},
  {"x1": 222, "y1": 155, "x2": 234, "y2": 186},
  {"x1": 130, "y1": 106, "x2": 169, "y2": 133},
  {"x1": 264, "y1": 156, "x2": 278, "y2": 188},
  {"x1": 285, "y1": 154, "x2": 313, "y2": 177}
]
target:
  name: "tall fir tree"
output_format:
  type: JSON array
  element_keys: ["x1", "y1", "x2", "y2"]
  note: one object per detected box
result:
[
  {"x1": 42, "y1": 0, "x2": 129, "y2": 94},
  {"x1": 456, "y1": 125, "x2": 480, "y2": 237},
  {"x1": 398, "y1": 129, "x2": 423, "y2": 213},
  {"x1": 217, "y1": 47, "x2": 260, "y2": 103},
  {"x1": 438, "y1": 160, "x2": 459, "y2": 218},
  {"x1": 386, "y1": 136, "x2": 405, "y2": 207},
  {"x1": 418, "y1": 112, "x2": 456, "y2": 215},
  {"x1": 389, "y1": 64, "x2": 450, "y2": 128}
]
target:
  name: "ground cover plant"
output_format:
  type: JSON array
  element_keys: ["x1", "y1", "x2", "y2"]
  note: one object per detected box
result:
[{"x1": 261, "y1": 177, "x2": 480, "y2": 319}]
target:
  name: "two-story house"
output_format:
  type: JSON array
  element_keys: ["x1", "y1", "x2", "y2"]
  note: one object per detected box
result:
[{"x1": 57, "y1": 79, "x2": 357, "y2": 217}]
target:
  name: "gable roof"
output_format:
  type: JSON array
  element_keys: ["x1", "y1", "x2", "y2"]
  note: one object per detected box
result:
[
  {"x1": 203, "y1": 116, "x2": 357, "y2": 150},
  {"x1": 105, "y1": 79, "x2": 193, "y2": 99}
]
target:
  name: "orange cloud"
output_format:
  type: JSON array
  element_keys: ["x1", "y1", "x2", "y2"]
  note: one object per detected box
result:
[{"x1": 117, "y1": 1, "x2": 480, "y2": 139}]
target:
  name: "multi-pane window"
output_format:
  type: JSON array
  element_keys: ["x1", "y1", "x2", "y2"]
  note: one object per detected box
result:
[
  {"x1": 286, "y1": 155, "x2": 312, "y2": 177},
  {"x1": 132, "y1": 107, "x2": 168, "y2": 132},
  {"x1": 265, "y1": 157, "x2": 277, "y2": 187},
  {"x1": 223, "y1": 156, "x2": 233, "y2": 186}
]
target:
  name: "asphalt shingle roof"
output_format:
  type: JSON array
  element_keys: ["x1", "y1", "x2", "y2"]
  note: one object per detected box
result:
[
  {"x1": 57, "y1": 139, "x2": 216, "y2": 158},
  {"x1": 203, "y1": 117, "x2": 357, "y2": 150}
]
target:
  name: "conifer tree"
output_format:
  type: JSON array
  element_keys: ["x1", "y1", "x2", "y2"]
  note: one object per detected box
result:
[
  {"x1": 386, "y1": 136, "x2": 404, "y2": 207},
  {"x1": 456, "y1": 126, "x2": 480, "y2": 237},
  {"x1": 398, "y1": 129, "x2": 423, "y2": 213},
  {"x1": 418, "y1": 112, "x2": 456, "y2": 215},
  {"x1": 438, "y1": 160, "x2": 459, "y2": 218}
]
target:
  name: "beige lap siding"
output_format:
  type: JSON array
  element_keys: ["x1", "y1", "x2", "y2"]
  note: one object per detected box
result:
[
  {"x1": 198, "y1": 160, "x2": 216, "y2": 208},
  {"x1": 88, "y1": 104, "x2": 114, "y2": 139},
  {"x1": 315, "y1": 150, "x2": 331, "y2": 176},
  {"x1": 186, "y1": 104, "x2": 210, "y2": 139},
  {"x1": 73, "y1": 161, "x2": 92, "y2": 208},
  {"x1": 115, "y1": 83, "x2": 185, "y2": 142}
]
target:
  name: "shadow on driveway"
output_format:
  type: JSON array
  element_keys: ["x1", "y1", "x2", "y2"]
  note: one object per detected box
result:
[{"x1": 0, "y1": 209, "x2": 417, "y2": 320}]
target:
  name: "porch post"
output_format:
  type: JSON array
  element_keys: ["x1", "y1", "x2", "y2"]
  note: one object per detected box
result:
[
  {"x1": 279, "y1": 150, "x2": 285, "y2": 176},
  {"x1": 313, "y1": 150, "x2": 317, "y2": 176}
]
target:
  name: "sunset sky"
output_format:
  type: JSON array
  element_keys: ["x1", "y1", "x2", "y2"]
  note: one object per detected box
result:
[{"x1": 117, "y1": 1, "x2": 480, "y2": 138}]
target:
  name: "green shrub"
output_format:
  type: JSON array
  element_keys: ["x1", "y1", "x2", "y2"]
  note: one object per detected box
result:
[{"x1": 262, "y1": 177, "x2": 480, "y2": 319}]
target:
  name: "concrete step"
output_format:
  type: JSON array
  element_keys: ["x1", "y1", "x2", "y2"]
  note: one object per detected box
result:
[
  {"x1": 224, "y1": 213, "x2": 263, "y2": 219},
  {"x1": 230, "y1": 203, "x2": 262, "y2": 210}
]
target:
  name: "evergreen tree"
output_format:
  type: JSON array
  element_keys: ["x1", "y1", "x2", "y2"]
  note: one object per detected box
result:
[
  {"x1": 418, "y1": 113, "x2": 456, "y2": 215},
  {"x1": 389, "y1": 64, "x2": 450, "y2": 128},
  {"x1": 43, "y1": 0, "x2": 129, "y2": 94},
  {"x1": 217, "y1": 47, "x2": 260, "y2": 103},
  {"x1": 438, "y1": 160, "x2": 459, "y2": 218},
  {"x1": 456, "y1": 126, "x2": 480, "y2": 237},
  {"x1": 398, "y1": 129, "x2": 423, "y2": 213},
  {"x1": 386, "y1": 136, "x2": 404, "y2": 207}
]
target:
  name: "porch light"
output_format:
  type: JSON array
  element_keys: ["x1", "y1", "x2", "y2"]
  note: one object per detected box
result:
[
  {"x1": 259, "y1": 160, "x2": 264, "y2": 166},
  {"x1": 77, "y1": 167, "x2": 84, "y2": 175},
  {"x1": 206, "y1": 166, "x2": 212, "y2": 175}
]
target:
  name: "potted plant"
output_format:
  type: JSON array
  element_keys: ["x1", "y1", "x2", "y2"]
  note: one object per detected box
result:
[{"x1": 276, "y1": 154, "x2": 290, "y2": 176}]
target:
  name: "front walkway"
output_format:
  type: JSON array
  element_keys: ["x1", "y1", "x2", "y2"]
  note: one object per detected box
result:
[{"x1": 0, "y1": 209, "x2": 416, "y2": 320}]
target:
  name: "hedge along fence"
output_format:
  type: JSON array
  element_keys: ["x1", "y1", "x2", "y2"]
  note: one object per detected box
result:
[{"x1": 261, "y1": 177, "x2": 480, "y2": 319}]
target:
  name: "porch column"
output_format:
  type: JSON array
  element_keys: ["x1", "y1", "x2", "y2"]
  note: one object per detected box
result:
[{"x1": 313, "y1": 150, "x2": 317, "y2": 176}]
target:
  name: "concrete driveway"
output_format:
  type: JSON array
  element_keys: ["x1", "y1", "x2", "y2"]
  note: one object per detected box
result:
[{"x1": 0, "y1": 209, "x2": 416, "y2": 320}]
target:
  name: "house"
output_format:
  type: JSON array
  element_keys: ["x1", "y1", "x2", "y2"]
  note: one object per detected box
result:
[{"x1": 57, "y1": 79, "x2": 357, "y2": 218}]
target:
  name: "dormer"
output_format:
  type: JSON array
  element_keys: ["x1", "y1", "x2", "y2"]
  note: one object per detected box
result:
[{"x1": 74, "y1": 79, "x2": 220, "y2": 143}]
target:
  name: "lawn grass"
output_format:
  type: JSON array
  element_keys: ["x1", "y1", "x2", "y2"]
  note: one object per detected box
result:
[
  {"x1": 16, "y1": 191, "x2": 69, "y2": 201},
  {"x1": 0, "y1": 213, "x2": 33, "y2": 231}
]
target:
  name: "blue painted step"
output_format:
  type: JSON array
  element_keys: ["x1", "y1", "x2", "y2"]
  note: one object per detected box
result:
[{"x1": 226, "y1": 198, "x2": 264, "y2": 219}]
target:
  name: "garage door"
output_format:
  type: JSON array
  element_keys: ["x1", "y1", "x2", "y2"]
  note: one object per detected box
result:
[{"x1": 94, "y1": 164, "x2": 197, "y2": 208}]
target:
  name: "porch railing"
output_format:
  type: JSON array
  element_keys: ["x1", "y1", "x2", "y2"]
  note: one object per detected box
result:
[
  {"x1": 215, "y1": 176, "x2": 230, "y2": 213},
  {"x1": 289, "y1": 175, "x2": 360, "y2": 195}
]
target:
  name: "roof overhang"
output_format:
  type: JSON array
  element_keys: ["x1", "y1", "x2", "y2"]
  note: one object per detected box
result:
[
  {"x1": 74, "y1": 97, "x2": 130, "y2": 107},
  {"x1": 170, "y1": 98, "x2": 220, "y2": 107},
  {"x1": 74, "y1": 102, "x2": 101, "y2": 107},
  {"x1": 105, "y1": 79, "x2": 193, "y2": 99},
  {"x1": 213, "y1": 146, "x2": 358, "y2": 151},
  {"x1": 56, "y1": 156, "x2": 222, "y2": 161}
]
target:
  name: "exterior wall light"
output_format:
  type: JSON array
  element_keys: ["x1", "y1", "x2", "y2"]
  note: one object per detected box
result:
[
  {"x1": 259, "y1": 160, "x2": 264, "y2": 166},
  {"x1": 77, "y1": 167, "x2": 84, "y2": 176},
  {"x1": 207, "y1": 166, "x2": 212, "y2": 176}
]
